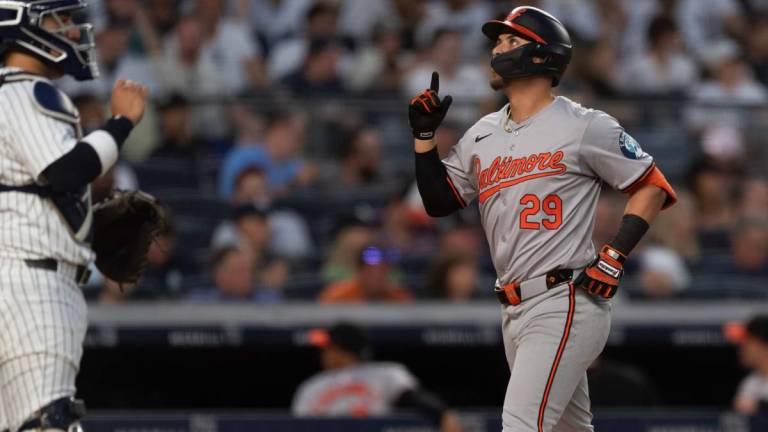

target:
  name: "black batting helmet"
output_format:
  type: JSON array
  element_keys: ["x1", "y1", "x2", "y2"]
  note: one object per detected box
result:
[{"x1": 482, "y1": 6, "x2": 572, "y2": 86}]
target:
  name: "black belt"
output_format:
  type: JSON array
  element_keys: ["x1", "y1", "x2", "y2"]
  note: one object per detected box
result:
[
  {"x1": 495, "y1": 269, "x2": 574, "y2": 306},
  {"x1": 24, "y1": 258, "x2": 91, "y2": 285}
]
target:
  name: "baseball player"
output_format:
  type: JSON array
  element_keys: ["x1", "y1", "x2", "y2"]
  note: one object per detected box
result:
[
  {"x1": 293, "y1": 323, "x2": 463, "y2": 432},
  {"x1": 0, "y1": 1, "x2": 146, "y2": 430},
  {"x1": 408, "y1": 6, "x2": 677, "y2": 432}
]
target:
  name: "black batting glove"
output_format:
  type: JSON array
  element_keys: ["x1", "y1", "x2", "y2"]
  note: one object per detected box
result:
[
  {"x1": 574, "y1": 245, "x2": 626, "y2": 299},
  {"x1": 408, "y1": 71, "x2": 453, "y2": 140}
]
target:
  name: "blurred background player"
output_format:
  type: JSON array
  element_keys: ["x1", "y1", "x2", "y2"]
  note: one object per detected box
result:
[
  {"x1": 293, "y1": 322, "x2": 463, "y2": 432},
  {"x1": 728, "y1": 315, "x2": 768, "y2": 415}
]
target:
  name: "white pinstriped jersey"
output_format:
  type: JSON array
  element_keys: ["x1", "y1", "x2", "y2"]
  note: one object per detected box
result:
[{"x1": 0, "y1": 67, "x2": 94, "y2": 265}]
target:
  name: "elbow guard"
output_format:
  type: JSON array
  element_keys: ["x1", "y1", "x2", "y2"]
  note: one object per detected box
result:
[{"x1": 623, "y1": 163, "x2": 677, "y2": 210}]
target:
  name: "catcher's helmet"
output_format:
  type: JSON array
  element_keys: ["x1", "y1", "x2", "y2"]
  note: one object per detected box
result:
[
  {"x1": 0, "y1": 0, "x2": 98, "y2": 80},
  {"x1": 482, "y1": 6, "x2": 571, "y2": 87}
]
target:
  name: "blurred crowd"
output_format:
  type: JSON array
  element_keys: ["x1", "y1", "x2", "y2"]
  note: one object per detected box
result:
[{"x1": 62, "y1": 0, "x2": 768, "y2": 303}]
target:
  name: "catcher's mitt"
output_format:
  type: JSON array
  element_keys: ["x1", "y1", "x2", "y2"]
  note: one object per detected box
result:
[{"x1": 92, "y1": 190, "x2": 166, "y2": 284}]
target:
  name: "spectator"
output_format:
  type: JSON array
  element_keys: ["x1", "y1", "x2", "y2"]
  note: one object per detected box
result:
[
  {"x1": 345, "y1": 23, "x2": 409, "y2": 93},
  {"x1": 592, "y1": 190, "x2": 624, "y2": 248},
  {"x1": 234, "y1": 203, "x2": 269, "y2": 251},
  {"x1": 578, "y1": 39, "x2": 622, "y2": 96},
  {"x1": 137, "y1": 217, "x2": 194, "y2": 299},
  {"x1": 687, "y1": 158, "x2": 738, "y2": 249},
  {"x1": 676, "y1": 0, "x2": 748, "y2": 61},
  {"x1": 403, "y1": 28, "x2": 494, "y2": 123},
  {"x1": 726, "y1": 219, "x2": 768, "y2": 276},
  {"x1": 617, "y1": 15, "x2": 697, "y2": 95},
  {"x1": 434, "y1": 121, "x2": 463, "y2": 159},
  {"x1": 212, "y1": 168, "x2": 314, "y2": 261},
  {"x1": 634, "y1": 246, "x2": 691, "y2": 299},
  {"x1": 72, "y1": 93, "x2": 108, "y2": 135},
  {"x1": 542, "y1": 0, "x2": 626, "y2": 44},
  {"x1": 243, "y1": 0, "x2": 312, "y2": 49},
  {"x1": 688, "y1": 39, "x2": 768, "y2": 130},
  {"x1": 389, "y1": 0, "x2": 429, "y2": 51},
  {"x1": 187, "y1": 246, "x2": 282, "y2": 303},
  {"x1": 337, "y1": 0, "x2": 397, "y2": 43},
  {"x1": 338, "y1": 128, "x2": 382, "y2": 186},
  {"x1": 380, "y1": 185, "x2": 438, "y2": 256},
  {"x1": 268, "y1": 2, "x2": 346, "y2": 81},
  {"x1": 59, "y1": 22, "x2": 158, "y2": 98},
  {"x1": 700, "y1": 124, "x2": 746, "y2": 167},
  {"x1": 437, "y1": 223, "x2": 485, "y2": 261},
  {"x1": 218, "y1": 111, "x2": 313, "y2": 199},
  {"x1": 293, "y1": 323, "x2": 463, "y2": 432},
  {"x1": 747, "y1": 15, "x2": 768, "y2": 87},
  {"x1": 729, "y1": 315, "x2": 768, "y2": 415},
  {"x1": 319, "y1": 128, "x2": 383, "y2": 190},
  {"x1": 98, "y1": 0, "x2": 168, "y2": 56},
  {"x1": 152, "y1": 15, "x2": 229, "y2": 137},
  {"x1": 151, "y1": 93, "x2": 210, "y2": 159},
  {"x1": 281, "y1": 38, "x2": 346, "y2": 96},
  {"x1": 647, "y1": 189, "x2": 700, "y2": 263},
  {"x1": 211, "y1": 204, "x2": 273, "y2": 265},
  {"x1": 699, "y1": 39, "x2": 764, "y2": 101},
  {"x1": 192, "y1": 0, "x2": 265, "y2": 93},
  {"x1": 618, "y1": 0, "x2": 676, "y2": 56},
  {"x1": 427, "y1": 253, "x2": 479, "y2": 301},
  {"x1": 321, "y1": 215, "x2": 379, "y2": 283},
  {"x1": 739, "y1": 177, "x2": 768, "y2": 220},
  {"x1": 414, "y1": 0, "x2": 493, "y2": 59},
  {"x1": 319, "y1": 246, "x2": 412, "y2": 303},
  {"x1": 145, "y1": 0, "x2": 180, "y2": 38}
]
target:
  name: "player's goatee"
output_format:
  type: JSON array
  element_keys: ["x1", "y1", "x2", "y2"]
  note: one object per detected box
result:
[{"x1": 489, "y1": 71, "x2": 505, "y2": 91}]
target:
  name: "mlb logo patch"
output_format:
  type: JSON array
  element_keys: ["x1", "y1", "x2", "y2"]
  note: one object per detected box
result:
[{"x1": 618, "y1": 132, "x2": 644, "y2": 160}]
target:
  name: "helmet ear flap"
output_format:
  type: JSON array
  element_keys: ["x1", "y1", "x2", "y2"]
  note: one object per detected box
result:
[{"x1": 527, "y1": 43, "x2": 553, "y2": 64}]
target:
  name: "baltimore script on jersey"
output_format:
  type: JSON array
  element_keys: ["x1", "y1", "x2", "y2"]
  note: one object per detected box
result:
[{"x1": 475, "y1": 151, "x2": 567, "y2": 203}]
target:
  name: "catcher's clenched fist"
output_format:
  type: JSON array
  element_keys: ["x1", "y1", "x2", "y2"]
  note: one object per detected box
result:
[
  {"x1": 111, "y1": 79, "x2": 148, "y2": 126},
  {"x1": 408, "y1": 71, "x2": 453, "y2": 140}
]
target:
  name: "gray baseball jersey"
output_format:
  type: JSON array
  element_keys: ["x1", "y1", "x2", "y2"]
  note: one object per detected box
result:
[
  {"x1": 736, "y1": 373, "x2": 768, "y2": 405},
  {"x1": 0, "y1": 67, "x2": 94, "y2": 265},
  {"x1": 292, "y1": 362, "x2": 418, "y2": 417},
  {"x1": 443, "y1": 95, "x2": 653, "y2": 285},
  {"x1": 442, "y1": 95, "x2": 653, "y2": 432}
]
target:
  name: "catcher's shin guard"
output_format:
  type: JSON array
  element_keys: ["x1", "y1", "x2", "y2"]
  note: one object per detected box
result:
[{"x1": 18, "y1": 397, "x2": 86, "y2": 432}]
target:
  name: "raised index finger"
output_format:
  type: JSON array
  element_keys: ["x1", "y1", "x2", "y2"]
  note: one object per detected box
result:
[{"x1": 430, "y1": 71, "x2": 439, "y2": 93}]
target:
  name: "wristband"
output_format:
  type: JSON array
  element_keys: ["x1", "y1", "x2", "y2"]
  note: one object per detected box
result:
[
  {"x1": 608, "y1": 214, "x2": 649, "y2": 256},
  {"x1": 102, "y1": 115, "x2": 134, "y2": 148}
]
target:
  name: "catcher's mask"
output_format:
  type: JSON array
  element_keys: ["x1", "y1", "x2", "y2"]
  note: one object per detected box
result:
[
  {"x1": 0, "y1": 0, "x2": 98, "y2": 80},
  {"x1": 483, "y1": 6, "x2": 572, "y2": 87}
]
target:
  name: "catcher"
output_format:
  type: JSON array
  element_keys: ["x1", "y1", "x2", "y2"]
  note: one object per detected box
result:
[{"x1": 0, "y1": 1, "x2": 163, "y2": 429}]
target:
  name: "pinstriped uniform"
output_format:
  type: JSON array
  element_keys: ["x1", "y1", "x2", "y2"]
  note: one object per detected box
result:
[
  {"x1": 0, "y1": 67, "x2": 90, "y2": 432},
  {"x1": 442, "y1": 97, "x2": 655, "y2": 432}
]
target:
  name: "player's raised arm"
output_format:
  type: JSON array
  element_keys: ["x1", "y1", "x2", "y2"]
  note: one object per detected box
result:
[
  {"x1": 43, "y1": 80, "x2": 147, "y2": 193},
  {"x1": 408, "y1": 71, "x2": 466, "y2": 217}
]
